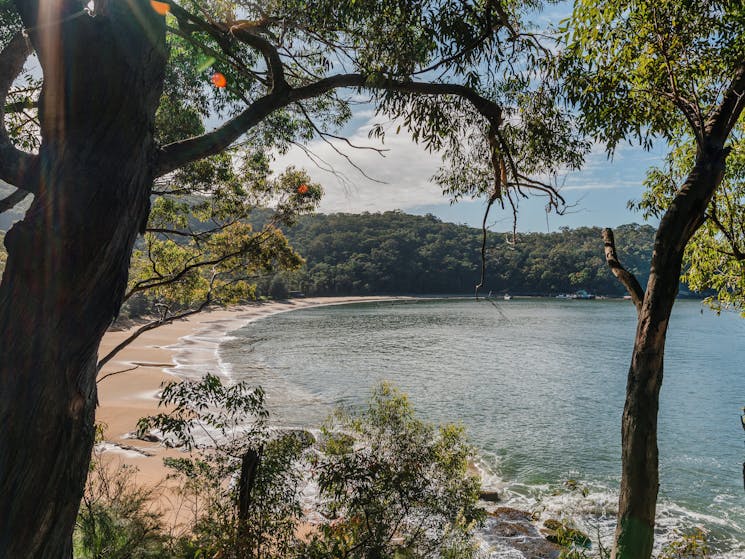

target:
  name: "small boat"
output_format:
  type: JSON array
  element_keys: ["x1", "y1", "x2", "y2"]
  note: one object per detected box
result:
[
  {"x1": 503, "y1": 294, "x2": 513, "y2": 300},
  {"x1": 572, "y1": 289, "x2": 596, "y2": 300}
]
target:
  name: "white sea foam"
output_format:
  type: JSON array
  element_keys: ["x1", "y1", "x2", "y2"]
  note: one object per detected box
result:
[
  {"x1": 95, "y1": 442, "x2": 151, "y2": 459},
  {"x1": 471, "y1": 458, "x2": 745, "y2": 558}
]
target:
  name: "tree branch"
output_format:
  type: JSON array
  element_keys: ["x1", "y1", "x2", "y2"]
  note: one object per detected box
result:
[
  {"x1": 124, "y1": 228, "x2": 274, "y2": 300},
  {"x1": 0, "y1": 30, "x2": 38, "y2": 190},
  {"x1": 96, "y1": 297, "x2": 212, "y2": 373},
  {"x1": 0, "y1": 185, "x2": 30, "y2": 214},
  {"x1": 602, "y1": 228, "x2": 644, "y2": 313},
  {"x1": 705, "y1": 60, "x2": 745, "y2": 144},
  {"x1": 4, "y1": 98, "x2": 37, "y2": 114},
  {"x1": 707, "y1": 206, "x2": 745, "y2": 261},
  {"x1": 96, "y1": 364, "x2": 140, "y2": 384},
  {"x1": 474, "y1": 192, "x2": 499, "y2": 299},
  {"x1": 223, "y1": 23, "x2": 287, "y2": 91},
  {"x1": 156, "y1": 73, "x2": 504, "y2": 175}
]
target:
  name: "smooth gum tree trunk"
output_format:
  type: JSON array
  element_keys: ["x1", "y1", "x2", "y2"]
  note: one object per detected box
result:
[
  {"x1": 612, "y1": 264, "x2": 680, "y2": 559},
  {"x1": 0, "y1": 1, "x2": 165, "y2": 556}
]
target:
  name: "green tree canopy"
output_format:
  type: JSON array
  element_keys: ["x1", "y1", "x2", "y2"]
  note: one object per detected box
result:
[{"x1": 633, "y1": 123, "x2": 745, "y2": 313}]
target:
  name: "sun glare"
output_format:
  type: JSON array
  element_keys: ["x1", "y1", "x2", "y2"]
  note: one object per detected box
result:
[
  {"x1": 150, "y1": 1, "x2": 170, "y2": 16},
  {"x1": 211, "y1": 72, "x2": 227, "y2": 88}
]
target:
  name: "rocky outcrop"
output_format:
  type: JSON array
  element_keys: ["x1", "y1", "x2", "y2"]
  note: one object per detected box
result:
[
  {"x1": 481, "y1": 507, "x2": 564, "y2": 559},
  {"x1": 478, "y1": 490, "x2": 501, "y2": 502}
]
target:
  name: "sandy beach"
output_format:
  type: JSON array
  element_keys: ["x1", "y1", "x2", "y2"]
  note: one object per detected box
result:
[{"x1": 96, "y1": 296, "x2": 408, "y2": 492}]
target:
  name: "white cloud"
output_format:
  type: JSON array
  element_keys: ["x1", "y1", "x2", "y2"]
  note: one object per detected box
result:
[
  {"x1": 270, "y1": 113, "x2": 667, "y2": 216},
  {"x1": 272, "y1": 116, "x2": 446, "y2": 213}
]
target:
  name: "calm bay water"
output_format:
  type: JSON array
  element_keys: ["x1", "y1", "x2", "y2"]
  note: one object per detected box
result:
[{"x1": 219, "y1": 298, "x2": 745, "y2": 556}]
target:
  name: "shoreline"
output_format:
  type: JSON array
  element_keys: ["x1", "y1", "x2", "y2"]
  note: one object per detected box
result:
[
  {"x1": 95, "y1": 296, "x2": 745, "y2": 557},
  {"x1": 96, "y1": 296, "x2": 413, "y2": 488}
]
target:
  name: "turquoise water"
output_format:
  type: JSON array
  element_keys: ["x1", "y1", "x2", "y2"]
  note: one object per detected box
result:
[{"x1": 219, "y1": 298, "x2": 745, "y2": 556}]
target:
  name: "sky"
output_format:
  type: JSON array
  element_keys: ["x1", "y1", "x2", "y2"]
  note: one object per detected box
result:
[
  {"x1": 270, "y1": 2, "x2": 668, "y2": 234},
  {"x1": 272, "y1": 109, "x2": 667, "y2": 234}
]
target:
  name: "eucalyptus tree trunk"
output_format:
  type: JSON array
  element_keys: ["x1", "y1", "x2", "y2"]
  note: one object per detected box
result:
[
  {"x1": 612, "y1": 256, "x2": 682, "y2": 559},
  {"x1": 0, "y1": 1, "x2": 166, "y2": 556},
  {"x1": 610, "y1": 142, "x2": 731, "y2": 559}
]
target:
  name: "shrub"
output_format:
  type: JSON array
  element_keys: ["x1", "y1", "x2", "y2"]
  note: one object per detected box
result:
[
  {"x1": 304, "y1": 382, "x2": 485, "y2": 559},
  {"x1": 136, "y1": 377, "x2": 484, "y2": 559},
  {"x1": 138, "y1": 374, "x2": 305, "y2": 559},
  {"x1": 74, "y1": 429, "x2": 170, "y2": 559}
]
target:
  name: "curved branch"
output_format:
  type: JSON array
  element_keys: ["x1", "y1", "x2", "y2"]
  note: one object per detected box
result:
[
  {"x1": 156, "y1": 73, "x2": 505, "y2": 175},
  {"x1": 224, "y1": 24, "x2": 286, "y2": 90},
  {"x1": 96, "y1": 364, "x2": 140, "y2": 384},
  {"x1": 705, "y1": 60, "x2": 745, "y2": 144},
  {"x1": 124, "y1": 228, "x2": 273, "y2": 300},
  {"x1": 0, "y1": 30, "x2": 38, "y2": 190},
  {"x1": 155, "y1": 88, "x2": 291, "y2": 175},
  {"x1": 97, "y1": 297, "x2": 212, "y2": 373},
  {"x1": 602, "y1": 228, "x2": 645, "y2": 313}
]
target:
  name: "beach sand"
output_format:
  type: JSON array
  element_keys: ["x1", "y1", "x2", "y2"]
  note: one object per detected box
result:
[{"x1": 95, "y1": 297, "x2": 407, "y2": 494}]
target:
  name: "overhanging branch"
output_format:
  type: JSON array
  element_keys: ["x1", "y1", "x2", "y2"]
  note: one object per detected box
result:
[
  {"x1": 155, "y1": 73, "x2": 505, "y2": 176},
  {"x1": 602, "y1": 228, "x2": 644, "y2": 313},
  {"x1": 97, "y1": 295, "x2": 213, "y2": 373}
]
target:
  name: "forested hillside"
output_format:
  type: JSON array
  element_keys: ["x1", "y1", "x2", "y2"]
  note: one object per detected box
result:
[
  {"x1": 0, "y1": 208, "x2": 658, "y2": 297},
  {"x1": 258, "y1": 211, "x2": 657, "y2": 297}
]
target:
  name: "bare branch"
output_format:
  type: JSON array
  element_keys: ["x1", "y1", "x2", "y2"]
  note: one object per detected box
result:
[
  {"x1": 295, "y1": 102, "x2": 387, "y2": 184},
  {"x1": 602, "y1": 228, "x2": 645, "y2": 313},
  {"x1": 97, "y1": 297, "x2": 212, "y2": 372},
  {"x1": 474, "y1": 192, "x2": 499, "y2": 299},
  {"x1": 0, "y1": 186, "x2": 29, "y2": 214},
  {"x1": 96, "y1": 364, "x2": 141, "y2": 384}
]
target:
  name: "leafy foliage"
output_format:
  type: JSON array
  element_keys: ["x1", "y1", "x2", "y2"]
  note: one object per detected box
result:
[
  {"x1": 123, "y1": 162, "x2": 321, "y2": 318},
  {"x1": 138, "y1": 373, "x2": 307, "y2": 559},
  {"x1": 657, "y1": 529, "x2": 710, "y2": 559},
  {"x1": 75, "y1": 432, "x2": 170, "y2": 559},
  {"x1": 561, "y1": 0, "x2": 744, "y2": 151},
  {"x1": 632, "y1": 122, "x2": 745, "y2": 313},
  {"x1": 136, "y1": 376, "x2": 483, "y2": 559},
  {"x1": 305, "y1": 383, "x2": 484, "y2": 559},
  {"x1": 137, "y1": 373, "x2": 268, "y2": 451}
]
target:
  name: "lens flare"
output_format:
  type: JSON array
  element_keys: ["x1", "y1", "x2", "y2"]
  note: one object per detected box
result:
[
  {"x1": 150, "y1": 1, "x2": 170, "y2": 15},
  {"x1": 211, "y1": 72, "x2": 228, "y2": 88}
]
